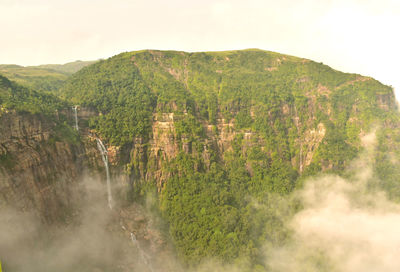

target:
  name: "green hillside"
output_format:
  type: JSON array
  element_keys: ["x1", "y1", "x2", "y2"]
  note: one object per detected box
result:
[
  {"x1": 0, "y1": 74, "x2": 79, "y2": 148},
  {"x1": 60, "y1": 49, "x2": 400, "y2": 269},
  {"x1": 0, "y1": 74, "x2": 66, "y2": 115},
  {"x1": 0, "y1": 64, "x2": 68, "y2": 93},
  {"x1": 37, "y1": 60, "x2": 98, "y2": 74},
  {"x1": 0, "y1": 60, "x2": 96, "y2": 93}
]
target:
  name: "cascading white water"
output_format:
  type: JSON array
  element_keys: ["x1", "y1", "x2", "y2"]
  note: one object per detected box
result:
[
  {"x1": 72, "y1": 106, "x2": 79, "y2": 131},
  {"x1": 130, "y1": 232, "x2": 154, "y2": 272},
  {"x1": 96, "y1": 138, "x2": 113, "y2": 210}
]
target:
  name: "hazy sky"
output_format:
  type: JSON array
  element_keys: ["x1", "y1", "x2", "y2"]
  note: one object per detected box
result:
[{"x1": 1, "y1": 0, "x2": 399, "y2": 97}]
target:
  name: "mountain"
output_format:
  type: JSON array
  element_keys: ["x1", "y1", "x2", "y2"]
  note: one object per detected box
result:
[
  {"x1": 1, "y1": 49, "x2": 400, "y2": 271},
  {"x1": 0, "y1": 60, "x2": 96, "y2": 93},
  {"x1": 37, "y1": 60, "x2": 98, "y2": 74}
]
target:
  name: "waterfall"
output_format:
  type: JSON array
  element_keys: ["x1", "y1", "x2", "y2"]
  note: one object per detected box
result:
[
  {"x1": 72, "y1": 106, "x2": 79, "y2": 131},
  {"x1": 130, "y1": 232, "x2": 154, "y2": 272},
  {"x1": 299, "y1": 142, "x2": 303, "y2": 173},
  {"x1": 96, "y1": 138, "x2": 113, "y2": 210}
]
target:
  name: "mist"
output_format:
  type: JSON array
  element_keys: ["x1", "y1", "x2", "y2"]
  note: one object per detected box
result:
[
  {"x1": 266, "y1": 131, "x2": 400, "y2": 272},
  {"x1": 0, "y1": 176, "x2": 158, "y2": 272}
]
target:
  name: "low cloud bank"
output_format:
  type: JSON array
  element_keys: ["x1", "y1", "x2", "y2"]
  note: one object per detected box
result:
[
  {"x1": 0, "y1": 177, "x2": 143, "y2": 272},
  {"x1": 267, "y1": 131, "x2": 400, "y2": 272}
]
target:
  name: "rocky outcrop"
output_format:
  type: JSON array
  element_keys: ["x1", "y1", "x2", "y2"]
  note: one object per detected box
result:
[
  {"x1": 0, "y1": 111, "x2": 87, "y2": 223},
  {"x1": 300, "y1": 123, "x2": 326, "y2": 171},
  {"x1": 376, "y1": 93, "x2": 396, "y2": 111}
]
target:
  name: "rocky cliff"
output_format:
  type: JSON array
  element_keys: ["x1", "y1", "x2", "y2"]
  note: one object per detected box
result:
[
  {"x1": 0, "y1": 111, "x2": 86, "y2": 223},
  {"x1": 0, "y1": 108, "x2": 178, "y2": 272},
  {"x1": 61, "y1": 50, "x2": 398, "y2": 184}
]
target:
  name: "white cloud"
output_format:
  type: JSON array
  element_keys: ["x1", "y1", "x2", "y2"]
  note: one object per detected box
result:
[{"x1": 266, "y1": 132, "x2": 400, "y2": 271}]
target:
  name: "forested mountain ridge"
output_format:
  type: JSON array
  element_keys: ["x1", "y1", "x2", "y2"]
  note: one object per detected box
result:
[
  {"x1": 60, "y1": 49, "x2": 400, "y2": 267},
  {"x1": 0, "y1": 60, "x2": 96, "y2": 93},
  {"x1": 1, "y1": 49, "x2": 400, "y2": 271},
  {"x1": 37, "y1": 60, "x2": 98, "y2": 74},
  {"x1": 0, "y1": 74, "x2": 68, "y2": 115},
  {"x1": 62, "y1": 49, "x2": 398, "y2": 179}
]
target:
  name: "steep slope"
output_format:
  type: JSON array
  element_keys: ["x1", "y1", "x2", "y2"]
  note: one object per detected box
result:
[
  {"x1": 0, "y1": 75, "x2": 178, "y2": 272},
  {"x1": 60, "y1": 49, "x2": 400, "y2": 267},
  {"x1": 0, "y1": 74, "x2": 86, "y2": 222},
  {"x1": 1, "y1": 49, "x2": 400, "y2": 271}
]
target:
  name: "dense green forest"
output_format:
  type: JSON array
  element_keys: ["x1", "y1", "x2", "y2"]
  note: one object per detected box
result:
[
  {"x1": 59, "y1": 49, "x2": 400, "y2": 270},
  {"x1": 0, "y1": 74, "x2": 79, "y2": 148},
  {"x1": 0, "y1": 74, "x2": 67, "y2": 115},
  {"x1": 1, "y1": 49, "x2": 399, "y2": 271}
]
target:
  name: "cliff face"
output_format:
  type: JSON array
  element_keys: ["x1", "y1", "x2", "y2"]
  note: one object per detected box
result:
[
  {"x1": 127, "y1": 109, "x2": 330, "y2": 188},
  {"x1": 1, "y1": 51, "x2": 397, "y2": 206},
  {"x1": 0, "y1": 110, "x2": 179, "y2": 272},
  {"x1": 0, "y1": 111, "x2": 87, "y2": 222},
  {"x1": 2, "y1": 51, "x2": 398, "y2": 209},
  {"x1": 57, "y1": 50, "x2": 399, "y2": 195}
]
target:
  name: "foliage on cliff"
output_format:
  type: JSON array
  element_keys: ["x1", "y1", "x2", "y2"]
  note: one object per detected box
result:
[
  {"x1": 61, "y1": 49, "x2": 400, "y2": 269},
  {"x1": 0, "y1": 74, "x2": 67, "y2": 115},
  {"x1": 62, "y1": 56, "x2": 156, "y2": 145}
]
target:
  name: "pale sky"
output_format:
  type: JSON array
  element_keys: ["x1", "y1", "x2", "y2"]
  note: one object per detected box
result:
[{"x1": 1, "y1": 0, "x2": 399, "y2": 98}]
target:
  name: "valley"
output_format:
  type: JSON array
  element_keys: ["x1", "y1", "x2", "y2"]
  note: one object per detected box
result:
[{"x1": 1, "y1": 49, "x2": 400, "y2": 271}]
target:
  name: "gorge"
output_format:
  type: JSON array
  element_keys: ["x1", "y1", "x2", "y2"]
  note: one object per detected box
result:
[{"x1": 1, "y1": 49, "x2": 400, "y2": 272}]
